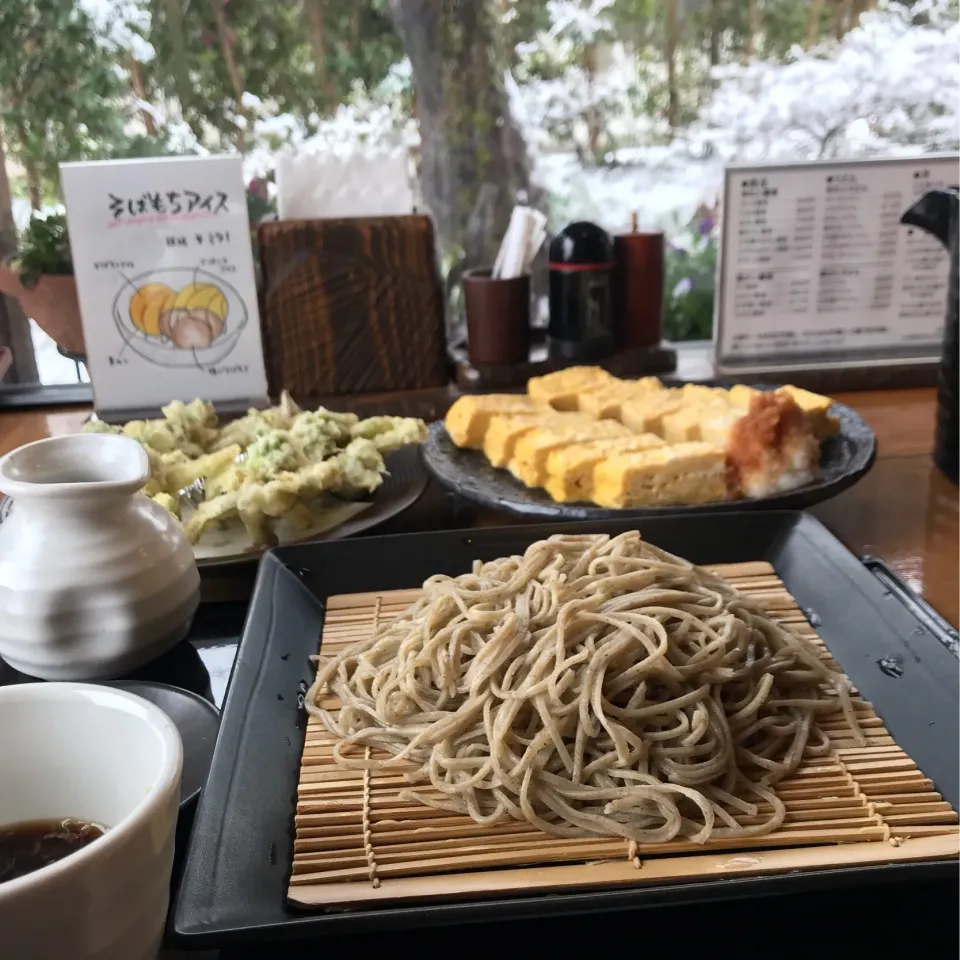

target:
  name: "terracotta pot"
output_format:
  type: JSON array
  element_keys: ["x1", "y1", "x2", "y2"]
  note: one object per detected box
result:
[{"x1": 0, "y1": 267, "x2": 86, "y2": 356}]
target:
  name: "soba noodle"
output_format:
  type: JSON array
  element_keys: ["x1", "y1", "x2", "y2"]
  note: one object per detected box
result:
[{"x1": 307, "y1": 532, "x2": 862, "y2": 845}]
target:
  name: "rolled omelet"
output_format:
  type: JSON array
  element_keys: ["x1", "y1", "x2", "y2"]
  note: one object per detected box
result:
[
  {"x1": 544, "y1": 433, "x2": 665, "y2": 504},
  {"x1": 777, "y1": 385, "x2": 840, "y2": 440},
  {"x1": 483, "y1": 411, "x2": 594, "y2": 468},
  {"x1": 593, "y1": 442, "x2": 730, "y2": 509},
  {"x1": 527, "y1": 366, "x2": 618, "y2": 411},
  {"x1": 444, "y1": 394, "x2": 545, "y2": 449},
  {"x1": 509, "y1": 419, "x2": 632, "y2": 488}
]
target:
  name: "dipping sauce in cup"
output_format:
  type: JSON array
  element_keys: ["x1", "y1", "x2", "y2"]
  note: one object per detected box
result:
[{"x1": 0, "y1": 683, "x2": 182, "y2": 960}]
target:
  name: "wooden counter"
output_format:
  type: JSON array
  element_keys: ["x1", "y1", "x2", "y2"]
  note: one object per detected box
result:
[{"x1": 0, "y1": 387, "x2": 955, "y2": 626}]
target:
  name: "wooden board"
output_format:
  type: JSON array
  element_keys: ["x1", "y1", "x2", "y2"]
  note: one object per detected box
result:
[
  {"x1": 257, "y1": 216, "x2": 448, "y2": 396},
  {"x1": 289, "y1": 562, "x2": 959, "y2": 908}
]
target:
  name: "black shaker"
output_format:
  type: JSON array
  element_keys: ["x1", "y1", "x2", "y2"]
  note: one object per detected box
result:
[
  {"x1": 902, "y1": 187, "x2": 959, "y2": 483},
  {"x1": 548, "y1": 221, "x2": 616, "y2": 361},
  {"x1": 938, "y1": 231, "x2": 958, "y2": 483}
]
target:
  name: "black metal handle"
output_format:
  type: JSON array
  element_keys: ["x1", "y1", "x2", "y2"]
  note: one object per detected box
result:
[{"x1": 862, "y1": 555, "x2": 959, "y2": 657}]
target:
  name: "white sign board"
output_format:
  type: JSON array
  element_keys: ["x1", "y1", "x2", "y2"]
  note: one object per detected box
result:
[
  {"x1": 61, "y1": 155, "x2": 269, "y2": 414},
  {"x1": 714, "y1": 154, "x2": 958, "y2": 373}
]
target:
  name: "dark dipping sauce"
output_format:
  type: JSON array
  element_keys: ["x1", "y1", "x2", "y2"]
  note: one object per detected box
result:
[{"x1": 0, "y1": 818, "x2": 106, "y2": 883}]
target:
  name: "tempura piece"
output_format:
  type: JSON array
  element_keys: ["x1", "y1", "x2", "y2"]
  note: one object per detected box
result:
[
  {"x1": 81, "y1": 419, "x2": 122, "y2": 436},
  {"x1": 164, "y1": 445, "x2": 241, "y2": 494},
  {"x1": 210, "y1": 393, "x2": 305, "y2": 453},
  {"x1": 151, "y1": 492, "x2": 181, "y2": 520},
  {"x1": 160, "y1": 398, "x2": 219, "y2": 454},
  {"x1": 236, "y1": 458, "x2": 344, "y2": 546},
  {"x1": 121, "y1": 419, "x2": 182, "y2": 455},
  {"x1": 245, "y1": 431, "x2": 307, "y2": 480},
  {"x1": 303, "y1": 406, "x2": 359, "y2": 435},
  {"x1": 184, "y1": 491, "x2": 239, "y2": 543},
  {"x1": 335, "y1": 438, "x2": 386, "y2": 497},
  {"x1": 212, "y1": 410, "x2": 275, "y2": 452},
  {"x1": 142, "y1": 447, "x2": 168, "y2": 498},
  {"x1": 236, "y1": 485, "x2": 299, "y2": 546},
  {"x1": 205, "y1": 461, "x2": 244, "y2": 500},
  {"x1": 350, "y1": 416, "x2": 428, "y2": 453},
  {"x1": 260, "y1": 390, "x2": 303, "y2": 430},
  {"x1": 290, "y1": 409, "x2": 356, "y2": 460},
  {"x1": 161, "y1": 397, "x2": 216, "y2": 429},
  {"x1": 161, "y1": 398, "x2": 217, "y2": 434}
]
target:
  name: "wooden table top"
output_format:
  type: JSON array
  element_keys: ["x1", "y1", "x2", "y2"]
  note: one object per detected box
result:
[{"x1": 0, "y1": 386, "x2": 956, "y2": 626}]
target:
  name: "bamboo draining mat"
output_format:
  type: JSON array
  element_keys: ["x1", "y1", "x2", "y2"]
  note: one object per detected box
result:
[{"x1": 289, "y1": 562, "x2": 959, "y2": 909}]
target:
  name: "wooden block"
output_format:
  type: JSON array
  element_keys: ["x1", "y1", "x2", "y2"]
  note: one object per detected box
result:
[{"x1": 258, "y1": 216, "x2": 447, "y2": 396}]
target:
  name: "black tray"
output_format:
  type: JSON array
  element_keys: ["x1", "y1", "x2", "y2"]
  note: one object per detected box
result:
[
  {"x1": 171, "y1": 511, "x2": 958, "y2": 947},
  {"x1": 421, "y1": 396, "x2": 876, "y2": 519}
]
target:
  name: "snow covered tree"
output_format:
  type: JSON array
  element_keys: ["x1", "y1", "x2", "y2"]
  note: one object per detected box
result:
[{"x1": 699, "y1": 0, "x2": 959, "y2": 161}]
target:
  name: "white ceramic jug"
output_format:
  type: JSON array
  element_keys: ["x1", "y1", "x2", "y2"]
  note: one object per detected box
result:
[{"x1": 0, "y1": 433, "x2": 200, "y2": 680}]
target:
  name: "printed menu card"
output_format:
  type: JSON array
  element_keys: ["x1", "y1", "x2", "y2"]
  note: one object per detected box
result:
[
  {"x1": 715, "y1": 154, "x2": 958, "y2": 372},
  {"x1": 61, "y1": 155, "x2": 268, "y2": 414}
]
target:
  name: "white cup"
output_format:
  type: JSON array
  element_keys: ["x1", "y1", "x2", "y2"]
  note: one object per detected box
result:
[{"x1": 0, "y1": 683, "x2": 183, "y2": 959}]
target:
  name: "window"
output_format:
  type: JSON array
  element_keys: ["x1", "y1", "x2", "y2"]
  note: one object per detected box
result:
[{"x1": 1, "y1": 0, "x2": 956, "y2": 404}]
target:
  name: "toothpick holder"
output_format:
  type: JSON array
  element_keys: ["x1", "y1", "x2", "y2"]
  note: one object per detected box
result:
[{"x1": 463, "y1": 269, "x2": 531, "y2": 365}]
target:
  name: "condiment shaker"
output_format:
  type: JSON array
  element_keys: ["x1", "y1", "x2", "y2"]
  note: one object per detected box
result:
[{"x1": 548, "y1": 222, "x2": 616, "y2": 361}]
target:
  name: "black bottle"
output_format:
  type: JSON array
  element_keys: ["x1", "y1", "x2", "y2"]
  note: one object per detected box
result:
[
  {"x1": 548, "y1": 221, "x2": 616, "y2": 361},
  {"x1": 901, "y1": 187, "x2": 959, "y2": 483}
]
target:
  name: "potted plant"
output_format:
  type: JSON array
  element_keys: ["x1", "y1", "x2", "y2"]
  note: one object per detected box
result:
[{"x1": 0, "y1": 213, "x2": 85, "y2": 356}]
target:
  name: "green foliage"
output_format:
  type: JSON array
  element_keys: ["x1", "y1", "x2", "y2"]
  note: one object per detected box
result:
[
  {"x1": 145, "y1": 0, "x2": 403, "y2": 150},
  {"x1": 606, "y1": 0, "x2": 660, "y2": 48},
  {"x1": 319, "y1": 0, "x2": 404, "y2": 100},
  {"x1": 13, "y1": 214, "x2": 72, "y2": 288},
  {"x1": 0, "y1": 0, "x2": 175, "y2": 207},
  {"x1": 664, "y1": 222, "x2": 717, "y2": 342}
]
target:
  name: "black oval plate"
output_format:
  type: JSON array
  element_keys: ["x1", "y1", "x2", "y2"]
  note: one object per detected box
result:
[
  {"x1": 106, "y1": 680, "x2": 219, "y2": 809},
  {"x1": 421, "y1": 398, "x2": 876, "y2": 519},
  {"x1": 0, "y1": 444, "x2": 429, "y2": 569}
]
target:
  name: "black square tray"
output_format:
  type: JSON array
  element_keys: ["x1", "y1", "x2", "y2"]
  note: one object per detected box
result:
[{"x1": 171, "y1": 511, "x2": 959, "y2": 947}]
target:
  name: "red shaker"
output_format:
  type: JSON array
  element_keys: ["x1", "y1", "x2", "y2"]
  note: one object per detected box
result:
[{"x1": 613, "y1": 216, "x2": 665, "y2": 349}]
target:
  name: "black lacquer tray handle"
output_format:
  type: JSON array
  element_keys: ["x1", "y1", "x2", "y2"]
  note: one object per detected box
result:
[{"x1": 861, "y1": 555, "x2": 959, "y2": 657}]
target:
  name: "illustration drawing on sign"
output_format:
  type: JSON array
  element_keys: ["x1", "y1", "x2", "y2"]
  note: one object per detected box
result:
[{"x1": 111, "y1": 265, "x2": 247, "y2": 368}]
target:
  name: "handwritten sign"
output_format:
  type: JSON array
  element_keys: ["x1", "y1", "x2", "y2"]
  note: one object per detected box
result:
[
  {"x1": 61, "y1": 155, "x2": 268, "y2": 414},
  {"x1": 714, "y1": 154, "x2": 958, "y2": 375}
]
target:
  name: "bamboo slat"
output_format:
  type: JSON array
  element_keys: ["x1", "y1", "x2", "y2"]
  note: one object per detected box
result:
[{"x1": 289, "y1": 561, "x2": 959, "y2": 908}]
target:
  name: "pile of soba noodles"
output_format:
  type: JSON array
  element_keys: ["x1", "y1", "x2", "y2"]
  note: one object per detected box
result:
[{"x1": 307, "y1": 532, "x2": 862, "y2": 845}]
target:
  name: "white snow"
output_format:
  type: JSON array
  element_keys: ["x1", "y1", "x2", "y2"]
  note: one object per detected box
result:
[
  {"x1": 72, "y1": 0, "x2": 955, "y2": 239},
  {"x1": 76, "y1": 0, "x2": 155, "y2": 62}
]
